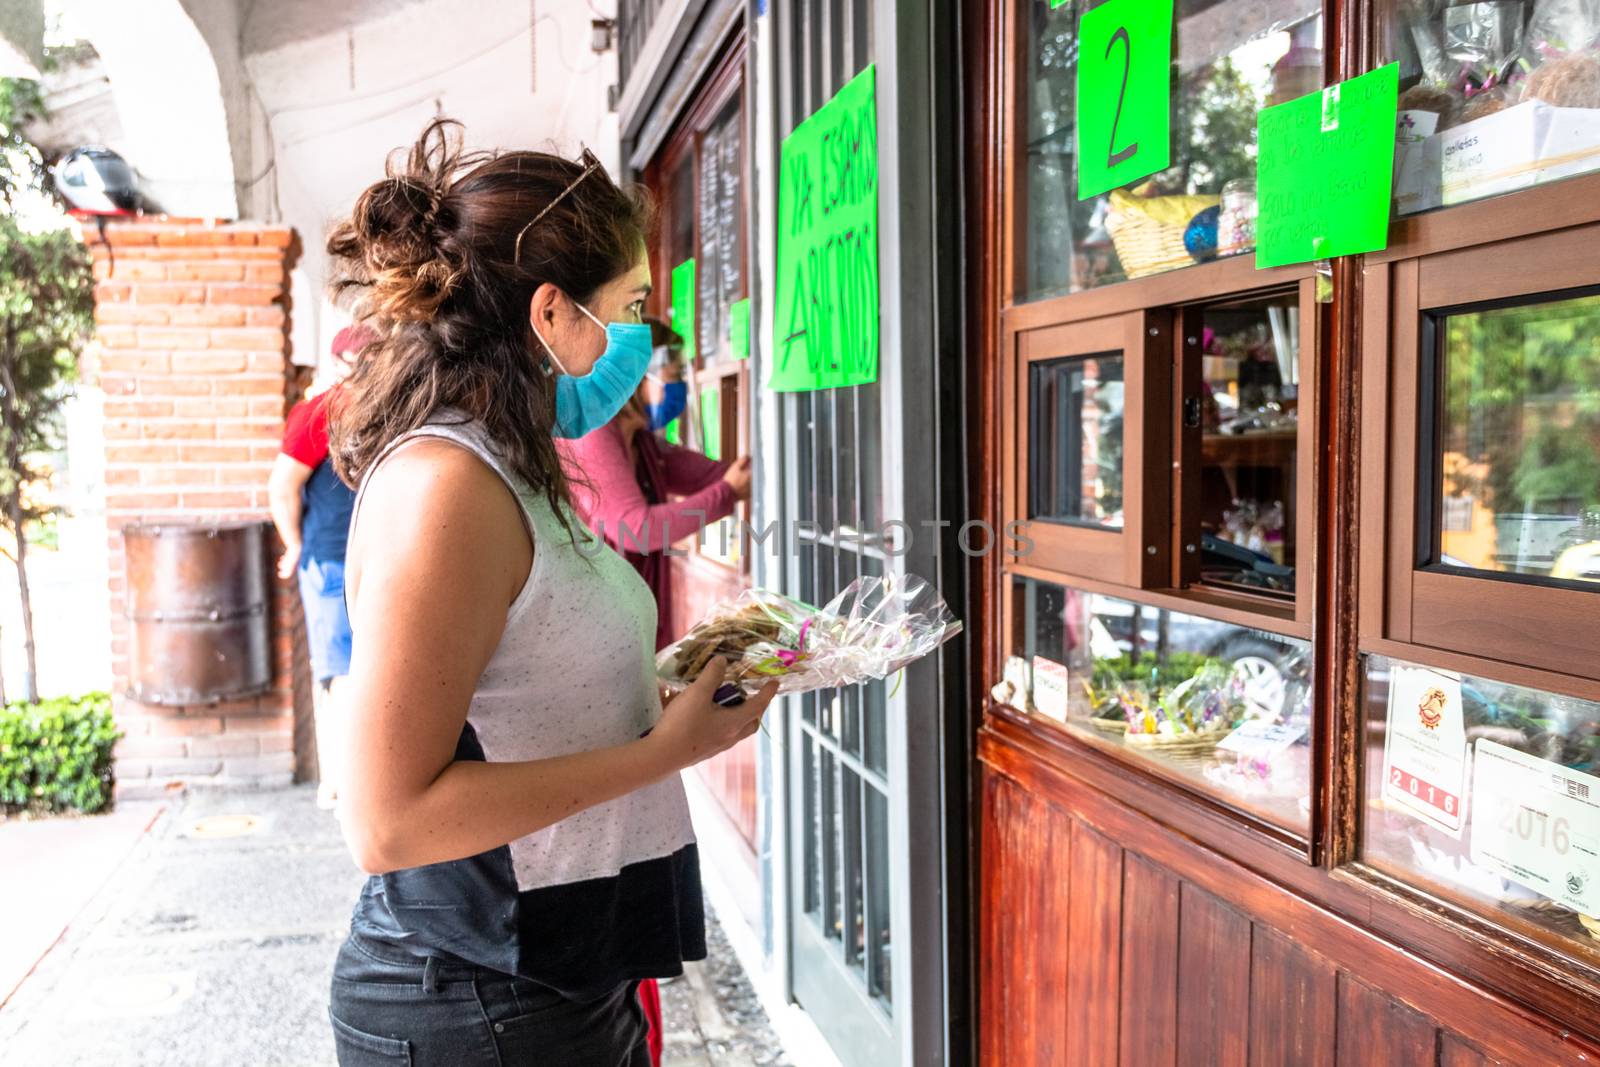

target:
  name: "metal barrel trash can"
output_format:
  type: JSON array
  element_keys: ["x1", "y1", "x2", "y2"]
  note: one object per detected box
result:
[{"x1": 123, "y1": 521, "x2": 273, "y2": 705}]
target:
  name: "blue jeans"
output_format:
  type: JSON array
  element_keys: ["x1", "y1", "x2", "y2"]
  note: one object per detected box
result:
[
  {"x1": 328, "y1": 932, "x2": 651, "y2": 1066},
  {"x1": 298, "y1": 555, "x2": 353, "y2": 685}
]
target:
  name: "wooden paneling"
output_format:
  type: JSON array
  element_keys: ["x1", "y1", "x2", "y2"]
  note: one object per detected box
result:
[
  {"x1": 1064, "y1": 823, "x2": 1122, "y2": 1067},
  {"x1": 1119, "y1": 854, "x2": 1180, "y2": 1067},
  {"x1": 978, "y1": 761, "x2": 1600, "y2": 1066},
  {"x1": 1439, "y1": 1035, "x2": 1510, "y2": 1067},
  {"x1": 1335, "y1": 976, "x2": 1437, "y2": 1066},
  {"x1": 1176, "y1": 886, "x2": 1251, "y2": 1067},
  {"x1": 980, "y1": 773, "x2": 1074, "y2": 1065},
  {"x1": 1249, "y1": 928, "x2": 1335, "y2": 1067}
]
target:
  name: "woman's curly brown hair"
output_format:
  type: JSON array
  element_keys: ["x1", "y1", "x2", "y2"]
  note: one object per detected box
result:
[{"x1": 325, "y1": 118, "x2": 652, "y2": 537}]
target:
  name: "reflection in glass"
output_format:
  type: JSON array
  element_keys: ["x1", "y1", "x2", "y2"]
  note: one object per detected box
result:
[
  {"x1": 1022, "y1": 0, "x2": 1323, "y2": 300},
  {"x1": 866, "y1": 788, "x2": 892, "y2": 1011},
  {"x1": 1029, "y1": 355, "x2": 1126, "y2": 528},
  {"x1": 1435, "y1": 294, "x2": 1600, "y2": 586},
  {"x1": 1194, "y1": 291, "x2": 1300, "y2": 597},
  {"x1": 1363, "y1": 655, "x2": 1600, "y2": 960},
  {"x1": 1008, "y1": 577, "x2": 1312, "y2": 830},
  {"x1": 1388, "y1": 1, "x2": 1600, "y2": 216}
]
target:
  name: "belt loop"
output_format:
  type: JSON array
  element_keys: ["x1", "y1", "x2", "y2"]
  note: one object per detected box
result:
[{"x1": 422, "y1": 956, "x2": 441, "y2": 995}]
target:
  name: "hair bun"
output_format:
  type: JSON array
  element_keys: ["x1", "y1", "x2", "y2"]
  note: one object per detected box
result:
[{"x1": 327, "y1": 119, "x2": 467, "y2": 322}]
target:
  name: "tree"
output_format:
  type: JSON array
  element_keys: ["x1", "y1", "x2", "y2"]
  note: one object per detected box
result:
[{"x1": 0, "y1": 75, "x2": 94, "y2": 705}]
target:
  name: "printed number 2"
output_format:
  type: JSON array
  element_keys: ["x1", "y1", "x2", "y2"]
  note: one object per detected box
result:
[{"x1": 1106, "y1": 26, "x2": 1138, "y2": 169}]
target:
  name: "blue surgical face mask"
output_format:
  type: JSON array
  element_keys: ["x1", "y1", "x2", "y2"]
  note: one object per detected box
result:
[
  {"x1": 533, "y1": 301, "x2": 653, "y2": 439},
  {"x1": 645, "y1": 379, "x2": 688, "y2": 431}
]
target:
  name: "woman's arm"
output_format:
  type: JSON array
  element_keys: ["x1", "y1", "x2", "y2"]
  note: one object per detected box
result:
[
  {"x1": 654, "y1": 439, "x2": 731, "y2": 497},
  {"x1": 564, "y1": 427, "x2": 734, "y2": 554},
  {"x1": 267, "y1": 454, "x2": 312, "y2": 580},
  {"x1": 341, "y1": 440, "x2": 772, "y2": 875}
]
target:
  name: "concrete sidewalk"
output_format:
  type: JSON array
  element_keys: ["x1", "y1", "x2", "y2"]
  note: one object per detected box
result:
[{"x1": 0, "y1": 786, "x2": 790, "y2": 1066}]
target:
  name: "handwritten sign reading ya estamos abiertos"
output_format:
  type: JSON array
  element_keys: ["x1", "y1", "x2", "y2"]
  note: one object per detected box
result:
[{"x1": 771, "y1": 64, "x2": 879, "y2": 392}]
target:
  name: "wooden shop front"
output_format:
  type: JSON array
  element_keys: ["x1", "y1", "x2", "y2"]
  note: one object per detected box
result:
[{"x1": 965, "y1": 1, "x2": 1600, "y2": 1063}]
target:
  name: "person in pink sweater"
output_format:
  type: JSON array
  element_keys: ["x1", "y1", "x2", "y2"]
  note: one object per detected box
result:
[{"x1": 557, "y1": 318, "x2": 752, "y2": 652}]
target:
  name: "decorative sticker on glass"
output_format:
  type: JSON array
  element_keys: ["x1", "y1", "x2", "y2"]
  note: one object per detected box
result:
[
  {"x1": 1470, "y1": 739, "x2": 1600, "y2": 916},
  {"x1": 1382, "y1": 664, "x2": 1469, "y2": 836}
]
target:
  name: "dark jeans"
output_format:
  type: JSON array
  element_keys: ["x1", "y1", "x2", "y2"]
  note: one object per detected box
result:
[{"x1": 329, "y1": 932, "x2": 651, "y2": 1066}]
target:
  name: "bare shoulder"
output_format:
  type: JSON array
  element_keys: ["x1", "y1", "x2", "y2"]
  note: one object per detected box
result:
[{"x1": 350, "y1": 437, "x2": 533, "y2": 607}]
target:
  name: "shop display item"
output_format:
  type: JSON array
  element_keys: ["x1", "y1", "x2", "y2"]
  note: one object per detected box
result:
[
  {"x1": 657, "y1": 573, "x2": 962, "y2": 700},
  {"x1": 1393, "y1": 2, "x2": 1600, "y2": 213},
  {"x1": 1105, "y1": 184, "x2": 1220, "y2": 278}
]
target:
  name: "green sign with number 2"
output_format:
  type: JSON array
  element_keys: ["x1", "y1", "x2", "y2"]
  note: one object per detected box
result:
[{"x1": 1075, "y1": 0, "x2": 1174, "y2": 201}]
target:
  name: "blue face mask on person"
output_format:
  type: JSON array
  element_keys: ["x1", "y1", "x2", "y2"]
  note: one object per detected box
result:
[
  {"x1": 645, "y1": 379, "x2": 688, "y2": 431},
  {"x1": 533, "y1": 300, "x2": 653, "y2": 439}
]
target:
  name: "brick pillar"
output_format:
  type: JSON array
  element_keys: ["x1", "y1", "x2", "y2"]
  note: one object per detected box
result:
[{"x1": 84, "y1": 221, "x2": 314, "y2": 799}]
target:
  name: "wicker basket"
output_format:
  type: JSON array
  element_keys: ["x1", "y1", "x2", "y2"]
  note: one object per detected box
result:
[
  {"x1": 1105, "y1": 186, "x2": 1218, "y2": 279},
  {"x1": 1124, "y1": 729, "x2": 1225, "y2": 763},
  {"x1": 1088, "y1": 717, "x2": 1129, "y2": 736}
]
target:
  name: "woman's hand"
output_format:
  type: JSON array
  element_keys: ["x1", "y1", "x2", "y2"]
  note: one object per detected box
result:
[
  {"x1": 277, "y1": 541, "x2": 302, "y2": 581},
  {"x1": 721, "y1": 456, "x2": 753, "y2": 501},
  {"x1": 648, "y1": 657, "x2": 776, "y2": 770}
]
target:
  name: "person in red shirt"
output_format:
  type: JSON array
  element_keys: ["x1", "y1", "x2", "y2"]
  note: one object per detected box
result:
[{"x1": 269, "y1": 325, "x2": 371, "y2": 808}]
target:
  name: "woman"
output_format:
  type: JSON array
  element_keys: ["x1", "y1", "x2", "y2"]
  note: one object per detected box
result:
[
  {"x1": 559, "y1": 321, "x2": 753, "y2": 653},
  {"x1": 559, "y1": 322, "x2": 751, "y2": 1066},
  {"x1": 324, "y1": 119, "x2": 777, "y2": 1067}
]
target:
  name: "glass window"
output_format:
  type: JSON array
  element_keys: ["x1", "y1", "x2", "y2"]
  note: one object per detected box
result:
[
  {"x1": 1004, "y1": 576, "x2": 1313, "y2": 830},
  {"x1": 696, "y1": 97, "x2": 745, "y2": 362},
  {"x1": 1429, "y1": 292, "x2": 1600, "y2": 588},
  {"x1": 1389, "y1": 1, "x2": 1600, "y2": 216},
  {"x1": 1021, "y1": 0, "x2": 1323, "y2": 300},
  {"x1": 1028, "y1": 354, "x2": 1126, "y2": 528},
  {"x1": 1189, "y1": 291, "x2": 1301, "y2": 598},
  {"x1": 1363, "y1": 654, "x2": 1600, "y2": 962}
]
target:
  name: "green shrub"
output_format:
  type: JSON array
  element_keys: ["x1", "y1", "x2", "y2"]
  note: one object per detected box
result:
[{"x1": 0, "y1": 692, "x2": 120, "y2": 816}]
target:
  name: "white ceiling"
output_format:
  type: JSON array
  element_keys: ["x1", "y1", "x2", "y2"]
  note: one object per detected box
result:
[{"x1": 39, "y1": 0, "x2": 623, "y2": 369}]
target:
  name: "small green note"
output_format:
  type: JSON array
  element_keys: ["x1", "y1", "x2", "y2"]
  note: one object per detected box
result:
[
  {"x1": 663, "y1": 417, "x2": 681, "y2": 445},
  {"x1": 671, "y1": 258, "x2": 696, "y2": 363},
  {"x1": 728, "y1": 298, "x2": 751, "y2": 361},
  {"x1": 1076, "y1": 0, "x2": 1174, "y2": 200},
  {"x1": 700, "y1": 387, "x2": 721, "y2": 461},
  {"x1": 1256, "y1": 64, "x2": 1399, "y2": 269}
]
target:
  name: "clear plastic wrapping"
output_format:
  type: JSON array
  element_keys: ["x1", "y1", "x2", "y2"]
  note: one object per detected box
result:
[{"x1": 655, "y1": 573, "x2": 963, "y2": 700}]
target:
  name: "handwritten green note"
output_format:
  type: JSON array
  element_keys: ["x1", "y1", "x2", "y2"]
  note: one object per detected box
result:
[
  {"x1": 1256, "y1": 63, "x2": 1399, "y2": 269},
  {"x1": 700, "y1": 387, "x2": 721, "y2": 461},
  {"x1": 772, "y1": 64, "x2": 879, "y2": 392},
  {"x1": 1076, "y1": 0, "x2": 1174, "y2": 200},
  {"x1": 728, "y1": 297, "x2": 751, "y2": 361},
  {"x1": 671, "y1": 258, "x2": 696, "y2": 363}
]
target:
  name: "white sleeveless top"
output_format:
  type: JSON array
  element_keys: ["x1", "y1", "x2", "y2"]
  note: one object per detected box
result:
[{"x1": 349, "y1": 413, "x2": 696, "y2": 892}]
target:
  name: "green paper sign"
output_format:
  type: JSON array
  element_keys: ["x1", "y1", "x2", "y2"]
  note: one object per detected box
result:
[
  {"x1": 1256, "y1": 64, "x2": 1399, "y2": 269},
  {"x1": 1076, "y1": 0, "x2": 1174, "y2": 200},
  {"x1": 700, "y1": 387, "x2": 721, "y2": 461},
  {"x1": 664, "y1": 417, "x2": 681, "y2": 445},
  {"x1": 772, "y1": 64, "x2": 879, "y2": 392},
  {"x1": 728, "y1": 297, "x2": 751, "y2": 361},
  {"x1": 671, "y1": 258, "x2": 696, "y2": 363}
]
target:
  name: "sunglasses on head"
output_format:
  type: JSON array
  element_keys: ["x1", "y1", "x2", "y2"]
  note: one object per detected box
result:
[{"x1": 513, "y1": 147, "x2": 606, "y2": 265}]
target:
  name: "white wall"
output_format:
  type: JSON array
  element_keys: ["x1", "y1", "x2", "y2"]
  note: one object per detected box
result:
[
  {"x1": 239, "y1": 0, "x2": 621, "y2": 373},
  {"x1": 56, "y1": 0, "x2": 240, "y2": 219}
]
